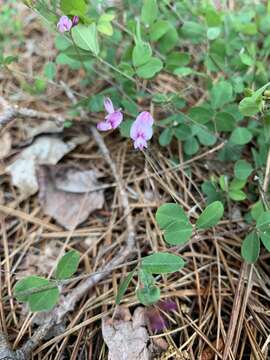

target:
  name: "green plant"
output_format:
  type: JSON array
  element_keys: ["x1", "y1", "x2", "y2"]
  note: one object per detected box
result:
[
  {"x1": 14, "y1": 250, "x2": 80, "y2": 312},
  {"x1": 15, "y1": 0, "x2": 270, "y2": 311},
  {"x1": 116, "y1": 201, "x2": 224, "y2": 306}
]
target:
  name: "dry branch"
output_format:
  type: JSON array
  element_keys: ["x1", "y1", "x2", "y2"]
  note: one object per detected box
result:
[{"x1": 0, "y1": 96, "x2": 64, "y2": 129}]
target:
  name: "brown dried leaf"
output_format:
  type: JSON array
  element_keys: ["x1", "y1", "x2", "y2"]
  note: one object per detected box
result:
[
  {"x1": 37, "y1": 165, "x2": 104, "y2": 230},
  {"x1": 6, "y1": 135, "x2": 87, "y2": 197},
  {"x1": 102, "y1": 307, "x2": 151, "y2": 360},
  {"x1": 200, "y1": 338, "x2": 224, "y2": 360}
]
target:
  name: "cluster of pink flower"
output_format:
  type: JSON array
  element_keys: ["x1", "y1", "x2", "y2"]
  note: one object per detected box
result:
[
  {"x1": 57, "y1": 15, "x2": 79, "y2": 33},
  {"x1": 97, "y1": 98, "x2": 154, "y2": 150}
]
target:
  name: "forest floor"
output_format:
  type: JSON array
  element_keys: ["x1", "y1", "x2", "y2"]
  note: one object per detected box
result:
[{"x1": 0, "y1": 2, "x2": 270, "y2": 360}]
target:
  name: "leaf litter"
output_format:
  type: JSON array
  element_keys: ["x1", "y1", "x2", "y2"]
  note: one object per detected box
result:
[
  {"x1": 37, "y1": 164, "x2": 105, "y2": 229},
  {"x1": 102, "y1": 306, "x2": 151, "y2": 360},
  {"x1": 6, "y1": 134, "x2": 88, "y2": 197}
]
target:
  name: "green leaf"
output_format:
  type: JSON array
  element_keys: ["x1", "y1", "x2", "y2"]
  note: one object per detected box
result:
[
  {"x1": 234, "y1": 160, "x2": 253, "y2": 180},
  {"x1": 240, "y1": 53, "x2": 254, "y2": 66},
  {"x1": 44, "y1": 62, "x2": 56, "y2": 80},
  {"x1": 251, "y1": 201, "x2": 265, "y2": 221},
  {"x1": 174, "y1": 67, "x2": 193, "y2": 76},
  {"x1": 196, "y1": 127, "x2": 217, "y2": 146},
  {"x1": 14, "y1": 276, "x2": 59, "y2": 312},
  {"x1": 138, "y1": 269, "x2": 154, "y2": 288},
  {"x1": 229, "y1": 127, "x2": 252, "y2": 145},
  {"x1": 29, "y1": 287, "x2": 59, "y2": 312},
  {"x1": 210, "y1": 81, "x2": 233, "y2": 109},
  {"x1": 260, "y1": 231, "x2": 270, "y2": 252},
  {"x1": 239, "y1": 82, "x2": 270, "y2": 116},
  {"x1": 174, "y1": 124, "x2": 192, "y2": 140},
  {"x1": 215, "y1": 112, "x2": 236, "y2": 132},
  {"x1": 159, "y1": 27, "x2": 178, "y2": 53},
  {"x1": 241, "y1": 231, "x2": 260, "y2": 264},
  {"x1": 165, "y1": 52, "x2": 190, "y2": 72},
  {"x1": 256, "y1": 211, "x2": 270, "y2": 231},
  {"x1": 229, "y1": 178, "x2": 246, "y2": 190},
  {"x1": 132, "y1": 42, "x2": 152, "y2": 67},
  {"x1": 239, "y1": 97, "x2": 261, "y2": 116},
  {"x1": 136, "y1": 57, "x2": 163, "y2": 79},
  {"x1": 196, "y1": 201, "x2": 224, "y2": 229},
  {"x1": 120, "y1": 120, "x2": 134, "y2": 138},
  {"x1": 97, "y1": 14, "x2": 114, "y2": 36},
  {"x1": 202, "y1": 181, "x2": 223, "y2": 205},
  {"x1": 149, "y1": 20, "x2": 170, "y2": 41},
  {"x1": 188, "y1": 107, "x2": 213, "y2": 125},
  {"x1": 71, "y1": 24, "x2": 99, "y2": 56},
  {"x1": 180, "y1": 21, "x2": 206, "y2": 43},
  {"x1": 142, "y1": 252, "x2": 185, "y2": 274},
  {"x1": 184, "y1": 137, "x2": 199, "y2": 155},
  {"x1": 156, "y1": 203, "x2": 188, "y2": 229},
  {"x1": 141, "y1": 0, "x2": 158, "y2": 26},
  {"x1": 118, "y1": 63, "x2": 135, "y2": 77},
  {"x1": 228, "y1": 189, "x2": 246, "y2": 201},
  {"x1": 164, "y1": 221, "x2": 193, "y2": 245},
  {"x1": 207, "y1": 27, "x2": 221, "y2": 40},
  {"x1": 115, "y1": 269, "x2": 136, "y2": 305},
  {"x1": 136, "y1": 286, "x2": 160, "y2": 305},
  {"x1": 159, "y1": 128, "x2": 173, "y2": 146},
  {"x1": 60, "y1": 0, "x2": 87, "y2": 16},
  {"x1": 55, "y1": 250, "x2": 80, "y2": 280}
]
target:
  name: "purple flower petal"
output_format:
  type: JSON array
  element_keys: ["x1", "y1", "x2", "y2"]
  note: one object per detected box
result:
[
  {"x1": 134, "y1": 137, "x2": 148, "y2": 150},
  {"x1": 107, "y1": 111, "x2": 123, "y2": 129},
  {"x1": 130, "y1": 112, "x2": 154, "y2": 150},
  {"x1": 72, "y1": 16, "x2": 79, "y2": 26},
  {"x1": 146, "y1": 308, "x2": 167, "y2": 333},
  {"x1": 158, "y1": 299, "x2": 177, "y2": 312},
  {"x1": 135, "y1": 111, "x2": 154, "y2": 127},
  {"x1": 97, "y1": 121, "x2": 112, "y2": 131},
  {"x1": 57, "y1": 16, "x2": 73, "y2": 33},
  {"x1": 104, "y1": 97, "x2": 115, "y2": 114}
]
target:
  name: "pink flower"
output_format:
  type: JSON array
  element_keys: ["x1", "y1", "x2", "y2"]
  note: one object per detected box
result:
[
  {"x1": 130, "y1": 112, "x2": 154, "y2": 150},
  {"x1": 145, "y1": 299, "x2": 177, "y2": 333},
  {"x1": 57, "y1": 16, "x2": 73, "y2": 33},
  {"x1": 158, "y1": 299, "x2": 177, "y2": 312},
  {"x1": 97, "y1": 97, "x2": 123, "y2": 131},
  {"x1": 72, "y1": 16, "x2": 79, "y2": 26},
  {"x1": 146, "y1": 307, "x2": 167, "y2": 333}
]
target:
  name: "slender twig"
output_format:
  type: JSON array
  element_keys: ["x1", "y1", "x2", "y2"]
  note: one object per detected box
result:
[
  {"x1": 222, "y1": 262, "x2": 247, "y2": 360},
  {"x1": 0, "y1": 95, "x2": 64, "y2": 128}
]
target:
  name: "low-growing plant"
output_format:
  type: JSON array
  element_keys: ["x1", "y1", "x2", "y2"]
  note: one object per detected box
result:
[
  {"x1": 14, "y1": 250, "x2": 80, "y2": 312},
  {"x1": 11, "y1": 0, "x2": 270, "y2": 313}
]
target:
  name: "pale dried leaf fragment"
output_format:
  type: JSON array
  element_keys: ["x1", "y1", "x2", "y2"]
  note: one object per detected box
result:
[
  {"x1": 6, "y1": 135, "x2": 87, "y2": 197},
  {"x1": 23, "y1": 119, "x2": 64, "y2": 141},
  {"x1": 37, "y1": 165, "x2": 104, "y2": 230},
  {"x1": 102, "y1": 307, "x2": 151, "y2": 360},
  {"x1": 0, "y1": 132, "x2": 12, "y2": 159}
]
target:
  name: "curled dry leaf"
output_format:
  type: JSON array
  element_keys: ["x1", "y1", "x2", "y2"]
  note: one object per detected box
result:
[
  {"x1": 6, "y1": 135, "x2": 87, "y2": 197},
  {"x1": 37, "y1": 165, "x2": 104, "y2": 230},
  {"x1": 102, "y1": 306, "x2": 151, "y2": 360},
  {"x1": 0, "y1": 132, "x2": 12, "y2": 159},
  {"x1": 23, "y1": 119, "x2": 64, "y2": 142}
]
